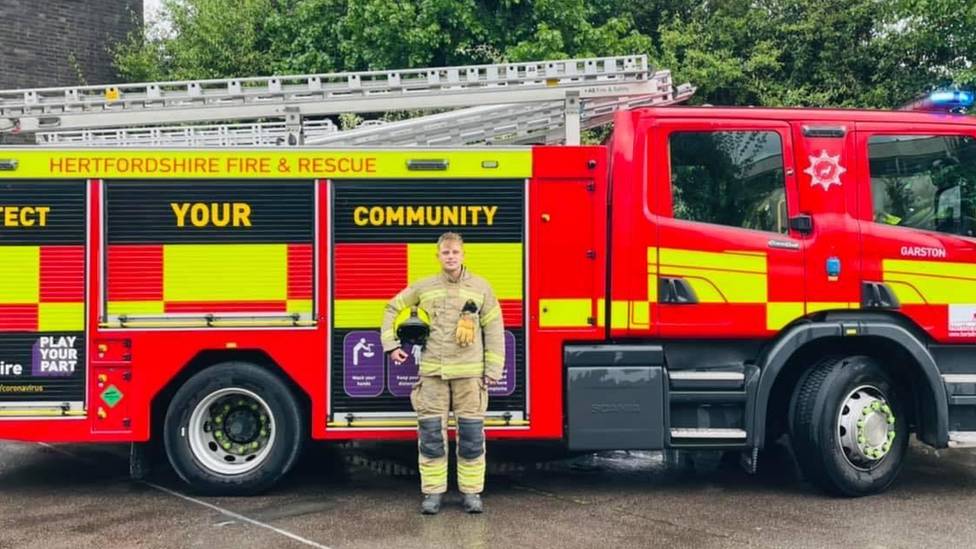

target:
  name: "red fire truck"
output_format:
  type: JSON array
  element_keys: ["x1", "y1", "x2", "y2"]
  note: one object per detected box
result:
[{"x1": 1, "y1": 57, "x2": 974, "y2": 497}]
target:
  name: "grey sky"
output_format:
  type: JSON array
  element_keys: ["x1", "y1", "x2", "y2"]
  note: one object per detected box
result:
[{"x1": 145, "y1": 0, "x2": 162, "y2": 20}]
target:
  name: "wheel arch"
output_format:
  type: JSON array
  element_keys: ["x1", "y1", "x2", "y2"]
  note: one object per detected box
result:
[
  {"x1": 150, "y1": 349, "x2": 311, "y2": 444},
  {"x1": 754, "y1": 313, "x2": 948, "y2": 448}
]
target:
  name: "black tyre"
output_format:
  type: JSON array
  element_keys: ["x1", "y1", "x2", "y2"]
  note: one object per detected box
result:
[
  {"x1": 789, "y1": 355, "x2": 909, "y2": 497},
  {"x1": 164, "y1": 362, "x2": 305, "y2": 496}
]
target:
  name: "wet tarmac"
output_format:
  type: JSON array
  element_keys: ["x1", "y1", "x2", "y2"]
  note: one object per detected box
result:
[{"x1": 1, "y1": 437, "x2": 975, "y2": 549}]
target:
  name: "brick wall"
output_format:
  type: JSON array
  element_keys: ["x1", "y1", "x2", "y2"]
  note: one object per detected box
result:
[{"x1": 0, "y1": 0, "x2": 144, "y2": 89}]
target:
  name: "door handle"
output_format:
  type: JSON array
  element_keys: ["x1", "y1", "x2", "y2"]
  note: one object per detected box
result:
[
  {"x1": 790, "y1": 214, "x2": 813, "y2": 234},
  {"x1": 861, "y1": 282, "x2": 900, "y2": 309},
  {"x1": 659, "y1": 277, "x2": 699, "y2": 304}
]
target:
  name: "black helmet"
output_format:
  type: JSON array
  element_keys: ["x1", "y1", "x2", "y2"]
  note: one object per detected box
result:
[{"x1": 394, "y1": 306, "x2": 431, "y2": 346}]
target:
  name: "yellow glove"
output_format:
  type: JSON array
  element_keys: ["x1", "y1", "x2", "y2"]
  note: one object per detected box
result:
[{"x1": 456, "y1": 315, "x2": 476, "y2": 346}]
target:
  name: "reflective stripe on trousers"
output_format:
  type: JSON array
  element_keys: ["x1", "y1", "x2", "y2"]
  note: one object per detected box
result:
[{"x1": 410, "y1": 376, "x2": 488, "y2": 494}]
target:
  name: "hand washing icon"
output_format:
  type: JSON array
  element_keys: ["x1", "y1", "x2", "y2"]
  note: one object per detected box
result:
[{"x1": 352, "y1": 338, "x2": 375, "y2": 366}]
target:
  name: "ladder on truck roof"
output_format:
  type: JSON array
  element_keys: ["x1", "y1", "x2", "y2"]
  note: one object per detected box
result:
[
  {"x1": 35, "y1": 79, "x2": 694, "y2": 148},
  {"x1": 0, "y1": 55, "x2": 694, "y2": 147}
]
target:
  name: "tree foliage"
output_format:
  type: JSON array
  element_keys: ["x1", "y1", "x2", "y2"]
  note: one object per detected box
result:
[{"x1": 116, "y1": 0, "x2": 976, "y2": 109}]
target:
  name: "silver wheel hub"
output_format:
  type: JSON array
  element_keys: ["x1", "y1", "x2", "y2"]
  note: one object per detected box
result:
[
  {"x1": 187, "y1": 388, "x2": 275, "y2": 476},
  {"x1": 837, "y1": 385, "x2": 896, "y2": 468}
]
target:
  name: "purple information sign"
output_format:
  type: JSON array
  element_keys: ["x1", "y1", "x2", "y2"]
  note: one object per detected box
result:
[
  {"x1": 387, "y1": 344, "x2": 421, "y2": 396},
  {"x1": 32, "y1": 336, "x2": 80, "y2": 377},
  {"x1": 343, "y1": 331, "x2": 384, "y2": 397},
  {"x1": 488, "y1": 331, "x2": 517, "y2": 397}
]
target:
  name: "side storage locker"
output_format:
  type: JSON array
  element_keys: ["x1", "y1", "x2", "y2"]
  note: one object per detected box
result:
[{"x1": 564, "y1": 344, "x2": 665, "y2": 450}]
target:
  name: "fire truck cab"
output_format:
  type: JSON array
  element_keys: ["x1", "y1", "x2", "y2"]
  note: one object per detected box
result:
[{"x1": 1, "y1": 90, "x2": 975, "y2": 498}]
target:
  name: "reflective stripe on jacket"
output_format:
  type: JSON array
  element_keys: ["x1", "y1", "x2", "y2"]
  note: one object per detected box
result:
[{"x1": 381, "y1": 267, "x2": 505, "y2": 380}]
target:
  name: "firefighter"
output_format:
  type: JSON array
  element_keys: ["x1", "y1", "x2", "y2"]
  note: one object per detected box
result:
[{"x1": 381, "y1": 231, "x2": 505, "y2": 515}]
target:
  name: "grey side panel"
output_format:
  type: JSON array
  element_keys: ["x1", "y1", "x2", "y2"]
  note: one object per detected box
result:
[
  {"x1": 564, "y1": 344, "x2": 664, "y2": 367},
  {"x1": 566, "y1": 366, "x2": 664, "y2": 451},
  {"x1": 753, "y1": 321, "x2": 949, "y2": 447}
]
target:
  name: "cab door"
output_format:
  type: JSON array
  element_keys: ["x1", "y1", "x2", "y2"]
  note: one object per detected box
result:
[
  {"x1": 654, "y1": 119, "x2": 807, "y2": 337},
  {"x1": 855, "y1": 124, "x2": 976, "y2": 342}
]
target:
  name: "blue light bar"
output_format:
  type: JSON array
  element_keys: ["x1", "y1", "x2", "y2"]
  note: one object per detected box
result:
[
  {"x1": 930, "y1": 90, "x2": 974, "y2": 108},
  {"x1": 899, "y1": 90, "x2": 975, "y2": 112}
]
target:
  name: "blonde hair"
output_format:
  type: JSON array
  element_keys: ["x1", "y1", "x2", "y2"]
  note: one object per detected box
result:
[{"x1": 437, "y1": 231, "x2": 464, "y2": 248}]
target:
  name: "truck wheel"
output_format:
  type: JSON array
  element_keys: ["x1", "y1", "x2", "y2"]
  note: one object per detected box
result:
[
  {"x1": 789, "y1": 355, "x2": 908, "y2": 496},
  {"x1": 164, "y1": 362, "x2": 305, "y2": 496}
]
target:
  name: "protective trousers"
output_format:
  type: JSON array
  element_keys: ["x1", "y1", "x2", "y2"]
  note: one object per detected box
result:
[{"x1": 410, "y1": 376, "x2": 488, "y2": 494}]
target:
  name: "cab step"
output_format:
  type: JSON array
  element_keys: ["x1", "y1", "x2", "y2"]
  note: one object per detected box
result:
[
  {"x1": 944, "y1": 375, "x2": 976, "y2": 405},
  {"x1": 670, "y1": 428, "x2": 747, "y2": 439},
  {"x1": 666, "y1": 365, "x2": 757, "y2": 447},
  {"x1": 948, "y1": 431, "x2": 976, "y2": 448},
  {"x1": 669, "y1": 370, "x2": 745, "y2": 391}
]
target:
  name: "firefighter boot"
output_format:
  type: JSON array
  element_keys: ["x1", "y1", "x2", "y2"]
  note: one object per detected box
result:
[
  {"x1": 421, "y1": 493, "x2": 442, "y2": 515},
  {"x1": 462, "y1": 493, "x2": 483, "y2": 514}
]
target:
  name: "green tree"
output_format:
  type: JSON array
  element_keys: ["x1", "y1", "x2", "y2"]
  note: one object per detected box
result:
[
  {"x1": 116, "y1": 0, "x2": 655, "y2": 79},
  {"x1": 115, "y1": 0, "x2": 282, "y2": 81},
  {"x1": 656, "y1": 0, "x2": 898, "y2": 108},
  {"x1": 881, "y1": 0, "x2": 976, "y2": 96},
  {"x1": 114, "y1": 0, "x2": 976, "y2": 112}
]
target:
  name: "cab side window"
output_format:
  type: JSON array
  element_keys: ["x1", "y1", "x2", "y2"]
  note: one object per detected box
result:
[
  {"x1": 869, "y1": 135, "x2": 976, "y2": 237},
  {"x1": 669, "y1": 130, "x2": 788, "y2": 234}
]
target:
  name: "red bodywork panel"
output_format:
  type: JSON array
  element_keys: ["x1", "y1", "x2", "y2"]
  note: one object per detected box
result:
[
  {"x1": 2, "y1": 105, "x2": 976, "y2": 443},
  {"x1": 0, "y1": 148, "x2": 609, "y2": 443}
]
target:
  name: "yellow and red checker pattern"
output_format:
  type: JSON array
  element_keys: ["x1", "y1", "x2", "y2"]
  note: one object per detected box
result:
[
  {"x1": 105, "y1": 244, "x2": 313, "y2": 315},
  {"x1": 333, "y1": 243, "x2": 523, "y2": 328},
  {"x1": 0, "y1": 246, "x2": 85, "y2": 331}
]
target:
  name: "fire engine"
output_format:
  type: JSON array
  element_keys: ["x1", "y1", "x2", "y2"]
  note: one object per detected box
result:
[{"x1": 1, "y1": 56, "x2": 975, "y2": 498}]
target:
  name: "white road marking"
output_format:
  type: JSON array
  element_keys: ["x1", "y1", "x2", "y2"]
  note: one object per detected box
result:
[
  {"x1": 145, "y1": 481, "x2": 335, "y2": 549},
  {"x1": 38, "y1": 443, "x2": 335, "y2": 549},
  {"x1": 39, "y1": 442, "x2": 98, "y2": 463}
]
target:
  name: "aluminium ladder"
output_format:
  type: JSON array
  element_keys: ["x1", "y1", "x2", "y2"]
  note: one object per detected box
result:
[
  {"x1": 35, "y1": 78, "x2": 694, "y2": 148},
  {"x1": 0, "y1": 55, "x2": 694, "y2": 147}
]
